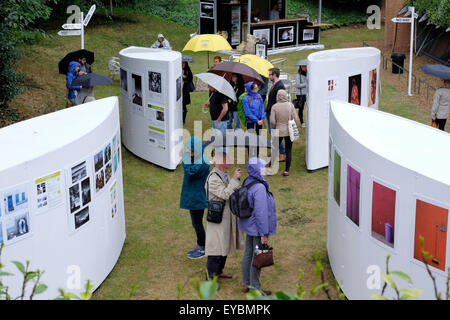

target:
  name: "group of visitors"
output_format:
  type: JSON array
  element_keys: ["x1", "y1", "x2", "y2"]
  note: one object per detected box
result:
[
  {"x1": 180, "y1": 137, "x2": 276, "y2": 295},
  {"x1": 65, "y1": 55, "x2": 92, "y2": 108}
]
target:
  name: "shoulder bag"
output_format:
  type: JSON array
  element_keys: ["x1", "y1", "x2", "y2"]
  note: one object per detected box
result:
[
  {"x1": 288, "y1": 105, "x2": 300, "y2": 142},
  {"x1": 206, "y1": 172, "x2": 225, "y2": 223}
]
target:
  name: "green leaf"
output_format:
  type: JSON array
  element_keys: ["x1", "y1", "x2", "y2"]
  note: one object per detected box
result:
[
  {"x1": 34, "y1": 284, "x2": 48, "y2": 295},
  {"x1": 80, "y1": 291, "x2": 92, "y2": 300},
  {"x1": 382, "y1": 274, "x2": 397, "y2": 290},
  {"x1": 0, "y1": 271, "x2": 13, "y2": 276},
  {"x1": 371, "y1": 294, "x2": 389, "y2": 300},
  {"x1": 390, "y1": 271, "x2": 413, "y2": 284},
  {"x1": 199, "y1": 279, "x2": 218, "y2": 300},
  {"x1": 11, "y1": 261, "x2": 25, "y2": 274},
  {"x1": 273, "y1": 291, "x2": 295, "y2": 300},
  {"x1": 25, "y1": 272, "x2": 37, "y2": 281},
  {"x1": 399, "y1": 288, "x2": 423, "y2": 300},
  {"x1": 246, "y1": 289, "x2": 262, "y2": 300}
]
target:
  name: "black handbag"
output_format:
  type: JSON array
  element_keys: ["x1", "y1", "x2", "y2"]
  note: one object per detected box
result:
[
  {"x1": 187, "y1": 81, "x2": 195, "y2": 93},
  {"x1": 206, "y1": 173, "x2": 225, "y2": 223}
]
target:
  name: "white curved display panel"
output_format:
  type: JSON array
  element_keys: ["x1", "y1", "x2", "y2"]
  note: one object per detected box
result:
[
  {"x1": 119, "y1": 47, "x2": 183, "y2": 170},
  {"x1": 328, "y1": 100, "x2": 450, "y2": 300},
  {"x1": 0, "y1": 97, "x2": 126, "y2": 299},
  {"x1": 306, "y1": 47, "x2": 380, "y2": 171}
]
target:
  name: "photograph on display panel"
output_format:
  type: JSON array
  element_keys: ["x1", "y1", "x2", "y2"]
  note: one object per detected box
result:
[
  {"x1": 74, "y1": 206, "x2": 90, "y2": 229},
  {"x1": 414, "y1": 200, "x2": 448, "y2": 271},
  {"x1": 81, "y1": 178, "x2": 91, "y2": 207},
  {"x1": 253, "y1": 28, "x2": 271, "y2": 45},
  {"x1": 132, "y1": 73, "x2": 142, "y2": 106},
  {"x1": 346, "y1": 165, "x2": 360, "y2": 226},
  {"x1": 303, "y1": 29, "x2": 315, "y2": 41},
  {"x1": 104, "y1": 143, "x2": 112, "y2": 164},
  {"x1": 71, "y1": 161, "x2": 87, "y2": 184},
  {"x1": 371, "y1": 181, "x2": 396, "y2": 247},
  {"x1": 200, "y1": 2, "x2": 214, "y2": 19},
  {"x1": 149, "y1": 71, "x2": 162, "y2": 94},
  {"x1": 3, "y1": 185, "x2": 28, "y2": 215},
  {"x1": 120, "y1": 68, "x2": 128, "y2": 92},
  {"x1": 176, "y1": 76, "x2": 182, "y2": 101},
  {"x1": 6, "y1": 211, "x2": 29, "y2": 241},
  {"x1": 69, "y1": 184, "x2": 81, "y2": 213},
  {"x1": 94, "y1": 150, "x2": 104, "y2": 173},
  {"x1": 369, "y1": 68, "x2": 377, "y2": 106},
  {"x1": 96, "y1": 169, "x2": 105, "y2": 192},
  {"x1": 348, "y1": 74, "x2": 361, "y2": 105},
  {"x1": 333, "y1": 150, "x2": 341, "y2": 206},
  {"x1": 278, "y1": 26, "x2": 294, "y2": 44}
]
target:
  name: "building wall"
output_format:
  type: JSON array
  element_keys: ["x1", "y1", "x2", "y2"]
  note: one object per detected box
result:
[{"x1": 384, "y1": 0, "x2": 411, "y2": 52}]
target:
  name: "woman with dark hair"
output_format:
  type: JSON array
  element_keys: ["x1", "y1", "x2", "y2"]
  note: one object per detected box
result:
[
  {"x1": 227, "y1": 73, "x2": 245, "y2": 129},
  {"x1": 295, "y1": 65, "x2": 307, "y2": 128},
  {"x1": 182, "y1": 61, "x2": 194, "y2": 124}
]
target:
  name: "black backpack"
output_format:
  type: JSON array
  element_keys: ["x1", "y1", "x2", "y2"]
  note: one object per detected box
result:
[{"x1": 230, "y1": 178, "x2": 267, "y2": 219}]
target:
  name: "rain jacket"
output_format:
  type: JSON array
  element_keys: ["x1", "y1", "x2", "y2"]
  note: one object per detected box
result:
[
  {"x1": 66, "y1": 61, "x2": 81, "y2": 100},
  {"x1": 180, "y1": 137, "x2": 210, "y2": 210},
  {"x1": 431, "y1": 88, "x2": 450, "y2": 120},
  {"x1": 151, "y1": 34, "x2": 172, "y2": 50},
  {"x1": 242, "y1": 82, "x2": 265, "y2": 125},
  {"x1": 238, "y1": 158, "x2": 276, "y2": 237},
  {"x1": 270, "y1": 89, "x2": 300, "y2": 137},
  {"x1": 236, "y1": 92, "x2": 248, "y2": 127}
]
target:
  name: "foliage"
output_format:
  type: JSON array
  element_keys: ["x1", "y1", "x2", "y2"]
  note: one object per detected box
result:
[{"x1": 406, "y1": 0, "x2": 450, "y2": 27}]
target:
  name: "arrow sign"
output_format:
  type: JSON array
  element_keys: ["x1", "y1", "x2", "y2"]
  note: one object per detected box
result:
[
  {"x1": 391, "y1": 17, "x2": 412, "y2": 23},
  {"x1": 58, "y1": 30, "x2": 82, "y2": 36},
  {"x1": 83, "y1": 4, "x2": 96, "y2": 27},
  {"x1": 62, "y1": 23, "x2": 81, "y2": 30}
]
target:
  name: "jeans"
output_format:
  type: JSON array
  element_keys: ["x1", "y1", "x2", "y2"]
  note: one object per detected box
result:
[
  {"x1": 242, "y1": 235, "x2": 262, "y2": 290},
  {"x1": 189, "y1": 209, "x2": 205, "y2": 247},
  {"x1": 296, "y1": 95, "x2": 306, "y2": 124},
  {"x1": 266, "y1": 112, "x2": 285, "y2": 154},
  {"x1": 227, "y1": 111, "x2": 241, "y2": 129}
]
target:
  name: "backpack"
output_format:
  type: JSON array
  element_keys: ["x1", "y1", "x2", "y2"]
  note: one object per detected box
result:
[{"x1": 230, "y1": 178, "x2": 267, "y2": 219}]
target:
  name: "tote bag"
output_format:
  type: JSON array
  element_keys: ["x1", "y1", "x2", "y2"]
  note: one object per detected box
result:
[{"x1": 288, "y1": 106, "x2": 299, "y2": 142}]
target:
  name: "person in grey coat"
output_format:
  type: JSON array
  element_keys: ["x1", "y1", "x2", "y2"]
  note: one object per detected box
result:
[
  {"x1": 295, "y1": 66, "x2": 307, "y2": 128},
  {"x1": 431, "y1": 79, "x2": 450, "y2": 131},
  {"x1": 151, "y1": 34, "x2": 172, "y2": 50}
]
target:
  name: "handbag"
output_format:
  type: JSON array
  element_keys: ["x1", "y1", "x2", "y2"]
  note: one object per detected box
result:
[
  {"x1": 292, "y1": 98, "x2": 299, "y2": 108},
  {"x1": 431, "y1": 119, "x2": 437, "y2": 128},
  {"x1": 206, "y1": 173, "x2": 225, "y2": 224},
  {"x1": 252, "y1": 243, "x2": 274, "y2": 269},
  {"x1": 187, "y1": 81, "x2": 195, "y2": 93},
  {"x1": 288, "y1": 108, "x2": 300, "y2": 142}
]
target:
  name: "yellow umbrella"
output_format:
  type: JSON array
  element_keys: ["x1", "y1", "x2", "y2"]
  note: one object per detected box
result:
[
  {"x1": 233, "y1": 54, "x2": 274, "y2": 78},
  {"x1": 182, "y1": 34, "x2": 232, "y2": 67}
]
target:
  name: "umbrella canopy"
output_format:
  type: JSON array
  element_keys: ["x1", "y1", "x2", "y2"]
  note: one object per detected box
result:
[
  {"x1": 182, "y1": 55, "x2": 195, "y2": 63},
  {"x1": 58, "y1": 49, "x2": 94, "y2": 75},
  {"x1": 421, "y1": 64, "x2": 450, "y2": 80},
  {"x1": 71, "y1": 73, "x2": 112, "y2": 87},
  {"x1": 295, "y1": 59, "x2": 308, "y2": 66},
  {"x1": 207, "y1": 61, "x2": 264, "y2": 85},
  {"x1": 195, "y1": 73, "x2": 236, "y2": 101},
  {"x1": 233, "y1": 54, "x2": 274, "y2": 78},
  {"x1": 183, "y1": 34, "x2": 232, "y2": 52}
]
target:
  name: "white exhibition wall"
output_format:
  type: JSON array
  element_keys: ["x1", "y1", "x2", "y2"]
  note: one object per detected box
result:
[
  {"x1": 0, "y1": 97, "x2": 126, "y2": 299},
  {"x1": 306, "y1": 47, "x2": 380, "y2": 171},
  {"x1": 328, "y1": 100, "x2": 450, "y2": 300},
  {"x1": 120, "y1": 47, "x2": 184, "y2": 170}
]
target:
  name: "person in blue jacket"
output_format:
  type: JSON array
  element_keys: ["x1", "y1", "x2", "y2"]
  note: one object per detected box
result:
[
  {"x1": 242, "y1": 82, "x2": 265, "y2": 157},
  {"x1": 239, "y1": 157, "x2": 276, "y2": 296},
  {"x1": 66, "y1": 61, "x2": 83, "y2": 107},
  {"x1": 180, "y1": 136, "x2": 211, "y2": 259}
]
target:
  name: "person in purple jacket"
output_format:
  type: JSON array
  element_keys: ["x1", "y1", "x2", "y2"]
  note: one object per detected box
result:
[
  {"x1": 239, "y1": 157, "x2": 276, "y2": 296},
  {"x1": 242, "y1": 82, "x2": 265, "y2": 157}
]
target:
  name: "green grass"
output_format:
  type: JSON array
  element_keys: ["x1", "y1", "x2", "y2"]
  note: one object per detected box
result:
[{"x1": 8, "y1": 9, "x2": 425, "y2": 300}]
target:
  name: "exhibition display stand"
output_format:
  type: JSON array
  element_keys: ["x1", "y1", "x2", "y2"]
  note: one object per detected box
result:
[
  {"x1": 328, "y1": 100, "x2": 450, "y2": 300},
  {"x1": 306, "y1": 47, "x2": 380, "y2": 171},
  {"x1": 0, "y1": 97, "x2": 126, "y2": 299},
  {"x1": 119, "y1": 47, "x2": 183, "y2": 170}
]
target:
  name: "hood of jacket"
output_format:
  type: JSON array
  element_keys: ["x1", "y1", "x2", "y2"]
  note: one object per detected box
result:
[
  {"x1": 68, "y1": 61, "x2": 81, "y2": 76},
  {"x1": 183, "y1": 136, "x2": 208, "y2": 164},
  {"x1": 245, "y1": 81, "x2": 258, "y2": 98},
  {"x1": 246, "y1": 157, "x2": 266, "y2": 181},
  {"x1": 276, "y1": 89, "x2": 289, "y2": 103}
]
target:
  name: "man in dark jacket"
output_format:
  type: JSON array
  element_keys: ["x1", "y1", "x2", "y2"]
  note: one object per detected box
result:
[{"x1": 267, "y1": 68, "x2": 286, "y2": 160}]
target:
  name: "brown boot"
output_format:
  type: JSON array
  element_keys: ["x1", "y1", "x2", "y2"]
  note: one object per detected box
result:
[{"x1": 279, "y1": 154, "x2": 286, "y2": 162}]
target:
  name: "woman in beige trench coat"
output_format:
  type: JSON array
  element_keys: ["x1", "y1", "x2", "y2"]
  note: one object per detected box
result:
[{"x1": 205, "y1": 150, "x2": 244, "y2": 279}]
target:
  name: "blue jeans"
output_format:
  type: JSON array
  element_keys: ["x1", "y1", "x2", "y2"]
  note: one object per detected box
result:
[
  {"x1": 227, "y1": 111, "x2": 241, "y2": 130},
  {"x1": 242, "y1": 235, "x2": 262, "y2": 290},
  {"x1": 266, "y1": 112, "x2": 285, "y2": 154},
  {"x1": 190, "y1": 209, "x2": 205, "y2": 247},
  {"x1": 212, "y1": 120, "x2": 228, "y2": 151}
]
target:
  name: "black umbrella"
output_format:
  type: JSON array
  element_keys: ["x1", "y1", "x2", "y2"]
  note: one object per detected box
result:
[
  {"x1": 58, "y1": 49, "x2": 95, "y2": 75},
  {"x1": 71, "y1": 73, "x2": 112, "y2": 87},
  {"x1": 421, "y1": 64, "x2": 450, "y2": 80}
]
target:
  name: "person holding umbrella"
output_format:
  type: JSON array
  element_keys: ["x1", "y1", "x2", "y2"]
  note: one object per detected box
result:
[
  {"x1": 431, "y1": 79, "x2": 450, "y2": 131},
  {"x1": 78, "y1": 55, "x2": 92, "y2": 74},
  {"x1": 227, "y1": 73, "x2": 245, "y2": 130},
  {"x1": 207, "y1": 86, "x2": 229, "y2": 139},
  {"x1": 66, "y1": 61, "x2": 82, "y2": 108}
]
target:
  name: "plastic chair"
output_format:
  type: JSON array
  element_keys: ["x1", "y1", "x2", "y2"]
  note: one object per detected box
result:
[{"x1": 108, "y1": 57, "x2": 120, "y2": 80}]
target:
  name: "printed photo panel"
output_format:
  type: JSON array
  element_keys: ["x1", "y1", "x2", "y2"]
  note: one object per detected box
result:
[
  {"x1": 371, "y1": 181, "x2": 396, "y2": 247},
  {"x1": 346, "y1": 165, "x2": 360, "y2": 226}
]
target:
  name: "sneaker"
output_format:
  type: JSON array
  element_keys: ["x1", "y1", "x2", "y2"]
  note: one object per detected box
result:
[
  {"x1": 261, "y1": 289, "x2": 272, "y2": 296},
  {"x1": 188, "y1": 247, "x2": 205, "y2": 259},
  {"x1": 301, "y1": 123, "x2": 306, "y2": 128},
  {"x1": 187, "y1": 245, "x2": 201, "y2": 255},
  {"x1": 283, "y1": 171, "x2": 289, "y2": 176}
]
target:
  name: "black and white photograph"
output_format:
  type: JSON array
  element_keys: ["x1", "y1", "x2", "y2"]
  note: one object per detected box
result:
[
  {"x1": 149, "y1": 71, "x2": 161, "y2": 93},
  {"x1": 6, "y1": 212, "x2": 30, "y2": 241},
  {"x1": 36, "y1": 182, "x2": 46, "y2": 195},
  {"x1": 278, "y1": 26, "x2": 294, "y2": 43},
  {"x1": 253, "y1": 28, "x2": 270, "y2": 44},
  {"x1": 81, "y1": 177, "x2": 91, "y2": 206},
  {"x1": 105, "y1": 162, "x2": 112, "y2": 185},
  {"x1": 132, "y1": 73, "x2": 142, "y2": 106},
  {"x1": 176, "y1": 76, "x2": 181, "y2": 101},
  {"x1": 112, "y1": 203, "x2": 117, "y2": 218},
  {"x1": 71, "y1": 161, "x2": 87, "y2": 184},
  {"x1": 69, "y1": 184, "x2": 81, "y2": 213},
  {"x1": 303, "y1": 29, "x2": 315, "y2": 41},
  {"x1": 120, "y1": 68, "x2": 127, "y2": 92},
  {"x1": 255, "y1": 43, "x2": 267, "y2": 59},
  {"x1": 156, "y1": 110, "x2": 165, "y2": 122},
  {"x1": 200, "y1": 2, "x2": 214, "y2": 19},
  {"x1": 104, "y1": 143, "x2": 112, "y2": 164},
  {"x1": 74, "y1": 206, "x2": 90, "y2": 229},
  {"x1": 94, "y1": 150, "x2": 104, "y2": 173},
  {"x1": 96, "y1": 169, "x2": 105, "y2": 192}
]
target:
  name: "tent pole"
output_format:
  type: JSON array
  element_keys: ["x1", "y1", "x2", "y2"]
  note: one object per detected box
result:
[{"x1": 248, "y1": 0, "x2": 251, "y2": 35}]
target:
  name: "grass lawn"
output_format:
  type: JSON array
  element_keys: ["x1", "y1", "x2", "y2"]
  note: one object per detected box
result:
[{"x1": 7, "y1": 8, "x2": 431, "y2": 300}]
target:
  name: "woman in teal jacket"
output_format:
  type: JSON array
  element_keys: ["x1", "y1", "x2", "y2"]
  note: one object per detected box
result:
[{"x1": 180, "y1": 136, "x2": 210, "y2": 259}]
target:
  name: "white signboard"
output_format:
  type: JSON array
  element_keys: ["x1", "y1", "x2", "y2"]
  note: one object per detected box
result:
[
  {"x1": 84, "y1": 4, "x2": 96, "y2": 26},
  {"x1": 62, "y1": 23, "x2": 81, "y2": 30},
  {"x1": 391, "y1": 17, "x2": 412, "y2": 23},
  {"x1": 58, "y1": 30, "x2": 81, "y2": 36}
]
